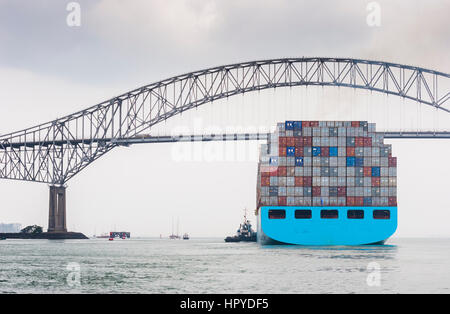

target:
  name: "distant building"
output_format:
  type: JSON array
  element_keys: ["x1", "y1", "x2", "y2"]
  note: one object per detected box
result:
[{"x1": 0, "y1": 223, "x2": 22, "y2": 233}]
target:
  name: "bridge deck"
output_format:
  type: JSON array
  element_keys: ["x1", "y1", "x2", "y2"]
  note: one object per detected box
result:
[{"x1": 3, "y1": 131, "x2": 450, "y2": 149}]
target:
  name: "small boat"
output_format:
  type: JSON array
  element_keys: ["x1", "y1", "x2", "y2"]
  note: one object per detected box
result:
[
  {"x1": 108, "y1": 238, "x2": 114, "y2": 241},
  {"x1": 95, "y1": 232, "x2": 111, "y2": 239},
  {"x1": 183, "y1": 233, "x2": 189, "y2": 240},
  {"x1": 0, "y1": 237, "x2": 6, "y2": 241},
  {"x1": 225, "y1": 209, "x2": 257, "y2": 243},
  {"x1": 169, "y1": 217, "x2": 181, "y2": 239}
]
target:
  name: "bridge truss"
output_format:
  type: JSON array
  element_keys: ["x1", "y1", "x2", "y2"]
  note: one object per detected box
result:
[{"x1": 1, "y1": 58, "x2": 449, "y2": 185}]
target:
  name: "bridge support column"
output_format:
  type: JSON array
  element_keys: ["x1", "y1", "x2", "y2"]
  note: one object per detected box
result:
[{"x1": 48, "y1": 185, "x2": 67, "y2": 233}]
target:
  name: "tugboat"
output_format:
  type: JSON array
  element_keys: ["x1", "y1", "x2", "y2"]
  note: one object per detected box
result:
[{"x1": 225, "y1": 209, "x2": 257, "y2": 242}]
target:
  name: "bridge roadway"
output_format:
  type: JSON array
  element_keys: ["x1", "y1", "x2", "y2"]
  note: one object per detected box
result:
[{"x1": 3, "y1": 131, "x2": 450, "y2": 149}]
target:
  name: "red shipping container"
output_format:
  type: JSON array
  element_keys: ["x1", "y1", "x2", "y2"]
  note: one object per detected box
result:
[
  {"x1": 364, "y1": 137, "x2": 372, "y2": 147},
  {"x1": 277, "y1": 166, "x2": 287, "y2": 176},
  {"x1": 303, "y1": 176, "x2": 312, "y2": 186},
  {"x1": 371, "y1": 177, "x2": 380, "y2": 187},
  {"x1": 294, "y1": 137, "x2": 303, "y2": 147},
  {"x1": 363, "y1": 167, "x2": 372, "y2": 177},
  {"x1": 286, "y1": 137, "x2": 295, "y2": 146},
  {"x1": 312, "y1": 187, "x2": 321, "y2": 197},
  {"x1": 321, "y1": 147, "x2": 329, "y2": 157},
  {"x1": 269, "y1": 166, "x2": 278, "y2": 176},
  {"x1": 279, "y1": 147, "x2": 286, "y2": 157},
  {"x1": 261, "y1": 177, "x2": 270, "y2": 186},
  {"x1": 347, "y1": 147, "x2": 355, "y2": 156},
  {"x1": 310, "y1": 121, "x2": 319, "y2": 127},
  {"x1": 351, "y1": 121, "x2": 360, "y2": 127},
  {"x1": 388, "y1": 157, "x2": 397, "y2": 167},
  {"x1": 295, "y1": 147, "x2": 304, "y2": 157},
  {"x1": 355, "y1": 137, "x2": 364, "y2": 147},
  {"x1": 347, "y1": 197, "x2": 355, "y2": 206},
  {"x1": 302, "y1": 121, "x2": 311, "y2": 127},
  {"x1": 279, "y1": 137, "x2": 287, "y2": 146},
  {"x1": 278, "y1": 196, "x2": 287, "y2": 206},
  {"x1": 355, "y1": 197, "x2": 364, "y2": 206},
  {"x1": 261, "y1": 171, "x2": 270, "y2": 177},
  {"x1": 338, "y1": 187, "x2": 347, "y2": 197},
  {"x1": 295, "y1": 177, "x2": 304, "y2": 186},
  {"x1": 388, "y1": 197, "x2": 397, "y2": 206},
  {"x1": 303, "y1": 136, "x2": 312, "y2": 146}
]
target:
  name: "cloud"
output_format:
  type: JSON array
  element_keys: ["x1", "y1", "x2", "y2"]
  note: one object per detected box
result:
[{"x1": 1, "y1": 0, "x2": 447, "y2": 89}]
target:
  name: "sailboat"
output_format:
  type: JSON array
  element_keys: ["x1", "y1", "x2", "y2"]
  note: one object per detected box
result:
[{"x1": 169, "y1": 217, "x2": 180, "y2": 239}]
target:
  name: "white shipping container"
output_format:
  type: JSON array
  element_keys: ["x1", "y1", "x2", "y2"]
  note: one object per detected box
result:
[
  {"x1": 329, "y1": 177, "x2": 338, "y2": 186},
  {"x1": 303, "y1": 127, "x2": 312, "y2": 136},
  {"x1": 347, "y1": 177, "x2": 355, "y2": 186},
  {"x1": 287, "y1": 197, "x2": 296, "y2": 205},
  {"x1": 389, "y1": 177, "x2": 397, "y2": 187},
  {"x1": 287, "y1": 177, "x2": 295, "y2": 186},
  {"x1": 347, "y1": 167, "x2": 355, "y2": 176},
  {"x1": 303, "y1": 167, "x2": 312, "y2": 176},
  {"x1": 270, "y1": 177, "x2": 278, "y2": 186},
  {"x1": 347, "y1": 187, "x2": 355, "y2": 196},
  {"x1": 330, "y1": 157, "x2": 338, "y2": 167},
  {"x1": 294, "y1": 187, "x2": 303, "y2": 196},
  {"x1": 295, "y1": 166, "x2": 304, "y2": 176},
  {"x1": 389, "y1": 167, "x2": 397, "y2": 176},
  {"x1": 313, "y1": 177, "x2": 321, "y2": 186},
  {"x1": 304, "y1": 157, "x2": 312, "y2": 167},
  {"x1": 338, "y1": 177, "x2": 346, "y2": 186}
]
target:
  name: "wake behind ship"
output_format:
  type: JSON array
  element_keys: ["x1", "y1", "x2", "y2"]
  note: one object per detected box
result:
[{"x1": 256, "y1": 121, "x2": 397, "y2": 245}]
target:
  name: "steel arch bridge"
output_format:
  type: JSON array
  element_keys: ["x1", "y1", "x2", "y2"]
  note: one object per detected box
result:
[{"x1": 1, "y1": 57, "x2": 450, "y2": 185}]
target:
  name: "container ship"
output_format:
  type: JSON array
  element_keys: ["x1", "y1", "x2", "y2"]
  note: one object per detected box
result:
[{"x1": 256, "y1": 121, "x2": 397, "y2": 245}]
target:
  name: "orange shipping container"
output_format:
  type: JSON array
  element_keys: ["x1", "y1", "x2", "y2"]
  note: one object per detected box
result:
[
  {"x1": 295, "y1": 177, "x2": 304, "y2": 186},
  {"x1": 346, "y1": 147, "x2": 355, "y2": 156}
]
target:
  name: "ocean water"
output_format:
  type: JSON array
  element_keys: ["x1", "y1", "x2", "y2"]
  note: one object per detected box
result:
[{"x1": 0, "y1": 237, "x2": 449, "y2": 294}]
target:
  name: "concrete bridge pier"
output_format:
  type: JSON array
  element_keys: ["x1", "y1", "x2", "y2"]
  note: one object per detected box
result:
[{"x1": 48, "y1": 185, "x2": 67, "y2": 233}]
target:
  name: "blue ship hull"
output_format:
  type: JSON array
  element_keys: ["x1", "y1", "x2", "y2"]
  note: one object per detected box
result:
[{"x1": 257, "y1": 206, "x2": 397, "y2": 246}]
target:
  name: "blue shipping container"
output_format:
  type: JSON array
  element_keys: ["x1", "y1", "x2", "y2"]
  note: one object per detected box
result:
[
  {"x1": 269, "y1": 187, "x2": 279, "y2": 196},
  {"x1": 286, "y1": 146, "x2": 295, "y2": 156},
  {"x1": 371, "y1": 167, "x2": 380, "y2": 177},
  {"x1": 293, "y1": 121, "x2": 302, "y2": 130},
  {"x1": 355, "y1": 157, "x2": 364, "y2": 167},
  {"x1": 295, "y1": 157, "x2": 304, "y2": 167},
  {"x1": 312, "y1": 147, "x2": 321, "y2": 156},
  {"x1": 329, "y1": 147, "x2": 338, "y2": 157},
  {"x1": 285, "y1": 121, "x2": 294, "y2": 130},
  {"x1": 346, "y1": 157, "x2": 356, "y2": 167}
]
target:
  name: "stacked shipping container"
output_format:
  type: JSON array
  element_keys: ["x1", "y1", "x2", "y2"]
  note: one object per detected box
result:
[{"x1": 257, "y1": 121, "x2": 397, "y2": 209}]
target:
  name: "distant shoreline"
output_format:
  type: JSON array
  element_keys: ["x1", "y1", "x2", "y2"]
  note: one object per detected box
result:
[{"x1": 0, "y1": 232, "x2": 89, "y2": 240}]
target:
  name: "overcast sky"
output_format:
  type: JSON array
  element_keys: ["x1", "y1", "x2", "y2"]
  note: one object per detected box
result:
[{"x1": 0, "y1": 0, "x2": 449, "y2": 237}]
